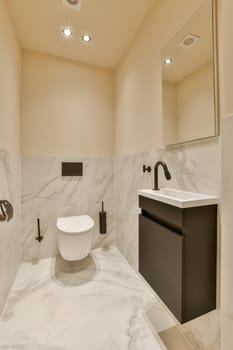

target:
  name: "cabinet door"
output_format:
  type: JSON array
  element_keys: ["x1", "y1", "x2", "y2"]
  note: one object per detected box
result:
[{"x1": 139, "y1": 214, "x2": 184, "y2": 322}]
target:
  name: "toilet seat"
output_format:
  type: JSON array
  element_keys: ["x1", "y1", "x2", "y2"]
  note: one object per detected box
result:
[{"x1": 57, "y1": 215, "x2": 94, "y2": 234}]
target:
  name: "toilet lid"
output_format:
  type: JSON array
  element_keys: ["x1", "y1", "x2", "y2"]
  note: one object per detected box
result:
[{"x1": 57, "y1": 215, "x2": 94, "y2": 234}]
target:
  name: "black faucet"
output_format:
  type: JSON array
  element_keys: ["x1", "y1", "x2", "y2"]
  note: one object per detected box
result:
[{"x1": 153, "y1": 161, "x2": 171, "y2": 190}]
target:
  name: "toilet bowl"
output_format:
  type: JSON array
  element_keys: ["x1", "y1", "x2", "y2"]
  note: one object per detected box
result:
[{"x1": 56, "y1": 215, "x2": 94, "y2": 261}]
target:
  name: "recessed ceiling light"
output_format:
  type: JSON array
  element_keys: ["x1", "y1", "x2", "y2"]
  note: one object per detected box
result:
[
  {"x1": 163, "y1": 57, "x2": 173, "y2": 65},
  {"x1": 63, "y1": 28, "x2": 72, "y2": 37},
  {"x1": 82, "y1": 34, "x2": 91, "y2": 43}
]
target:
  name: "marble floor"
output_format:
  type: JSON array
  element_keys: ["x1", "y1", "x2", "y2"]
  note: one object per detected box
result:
[{"x1": 0, "y1": 247, "x2": 169, "y2": 350}]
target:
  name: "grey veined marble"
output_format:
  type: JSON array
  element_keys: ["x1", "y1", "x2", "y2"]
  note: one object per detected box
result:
[
  {"x1": 0, "y1": 247, "x2": 164, "y2": 350},
  {"x1": 0, "y1": 149, "x2": 21, "y2": 313},
  {"x1": 22, "y1": 156, "x2": 115, "y2": 262}
]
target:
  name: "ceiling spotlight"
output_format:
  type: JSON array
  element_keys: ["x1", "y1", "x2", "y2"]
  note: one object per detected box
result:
[
  {"x1": 163, "y1": 57, "x2": 173, "y2": 65},
  {"x1": 63, "y1": 28, "x2": 72, "y2": 37},
  {"x1": 82, "y1": 34, "x2": 91, "y2": 43}
]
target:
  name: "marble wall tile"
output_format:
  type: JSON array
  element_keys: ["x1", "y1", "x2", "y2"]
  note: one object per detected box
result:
[
  {"x1": 0, "y1": 149, "x2": 21, "y2": 314},
  {"x1": 22, "y1": 156, "x2": 115, "y2": 262}
]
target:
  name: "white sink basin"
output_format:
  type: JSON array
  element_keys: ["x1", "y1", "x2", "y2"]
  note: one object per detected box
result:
[{"x1": 138, "y1": 188, "x2": 218, "y2": 208}]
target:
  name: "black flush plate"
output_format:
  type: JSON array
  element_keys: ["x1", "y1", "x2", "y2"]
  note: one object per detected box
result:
[{"x1": 62, "y1": 162, "x2": 83, "y2": 176}]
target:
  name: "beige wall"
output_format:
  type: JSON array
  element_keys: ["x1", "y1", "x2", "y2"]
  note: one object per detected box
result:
[
  {"x1": 221, "y1": 0, "x2": 233, "y2": 348},
  {"x1": 115, "y1": 0, "x2": 207, "y2": 156},
  {"x1": 222, "y1": 0, "x2": 233, "y2": 117},
  {"x1": 162, "y1": 81, "x2": 177, "y2": 145},
  {"x1": 163, "y1": 62, "x2": 215, "y2": 144},
  {"x1": 21, "y1": 50, "x2": 115, "y2": 157},
  {"x1": 176, "y1": 61, "x2": 215, "y2": 142},
  {"x1": 0, "y1": 1, "x2": 21, "y2": 154}
]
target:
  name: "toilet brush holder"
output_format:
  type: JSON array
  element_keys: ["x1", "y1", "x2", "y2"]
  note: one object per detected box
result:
[
  {"x1": 36, "y1": 218, "x2": 43, "y2": 242},
  {"x1": 99, "y1": 201, "x2": 107, "y2": 234}
]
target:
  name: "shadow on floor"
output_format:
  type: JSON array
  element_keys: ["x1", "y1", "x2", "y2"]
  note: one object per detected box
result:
[{"x1": 52, "y1": 254, "x2": 98, "y2": 287}]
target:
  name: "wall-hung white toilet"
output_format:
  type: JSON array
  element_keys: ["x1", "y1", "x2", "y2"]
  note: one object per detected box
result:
[{"x1": 56, "y1": 215, "x2": 94, "y2": 261}]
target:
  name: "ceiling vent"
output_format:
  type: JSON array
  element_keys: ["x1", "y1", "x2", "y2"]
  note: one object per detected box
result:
[
  {"x1": 61, "y1": 0, "x2": 82, "y2": 10},
  {"x1": 179, "y1": 33, "x2": 200, "y2": 48}
]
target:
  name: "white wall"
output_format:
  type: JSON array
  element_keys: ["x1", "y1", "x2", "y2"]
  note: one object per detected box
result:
[
  {"x1": 21, "y1": 50, "x2": 115, "y2": 157},
  {"x1": 0, "y1": 0, "x2": 21, "y2": 313}
]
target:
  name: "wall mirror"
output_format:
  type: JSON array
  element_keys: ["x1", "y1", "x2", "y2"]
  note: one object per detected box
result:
[{"x1": 162, "y1": 0, "x2": 219, "y2": 146}]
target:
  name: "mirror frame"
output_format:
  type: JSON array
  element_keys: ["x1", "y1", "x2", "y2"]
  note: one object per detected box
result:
[{"x1": 162, "y1": 0, "x2": 220, "y2": 147}]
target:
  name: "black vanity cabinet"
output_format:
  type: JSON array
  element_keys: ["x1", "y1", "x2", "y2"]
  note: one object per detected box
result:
[{"x1": 139, "y1": 195, "x2": 217, "y2": 324}]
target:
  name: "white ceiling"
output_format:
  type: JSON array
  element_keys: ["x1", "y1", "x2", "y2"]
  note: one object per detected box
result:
[{"x1": 7, "y1": 0, "x2": 155, "y2": 69}]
